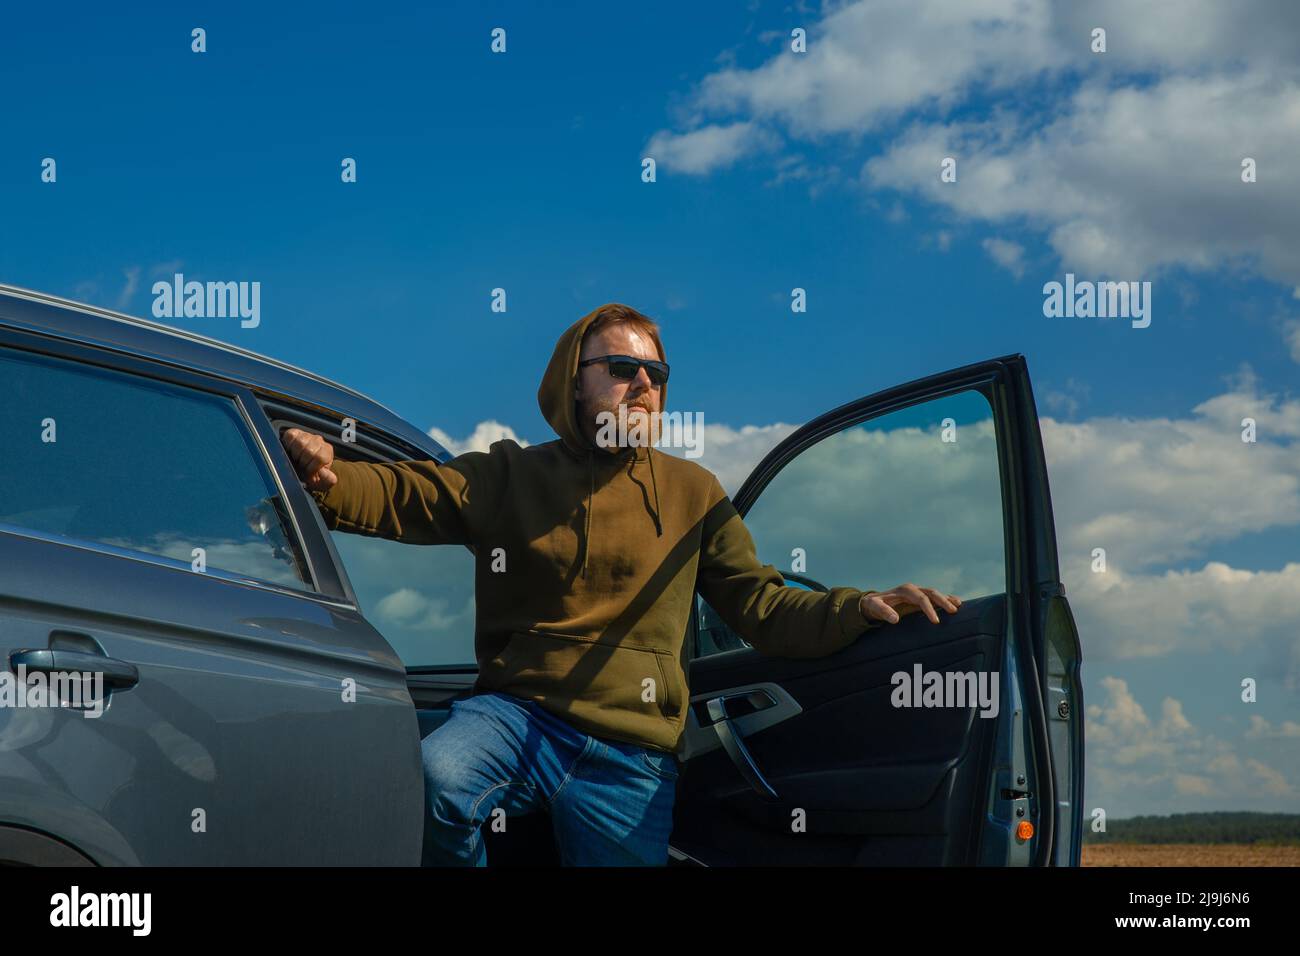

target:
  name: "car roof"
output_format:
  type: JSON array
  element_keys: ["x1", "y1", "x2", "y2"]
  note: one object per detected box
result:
[{"x1": 0, "y1": 283, "x2": 450, "y2": 460}]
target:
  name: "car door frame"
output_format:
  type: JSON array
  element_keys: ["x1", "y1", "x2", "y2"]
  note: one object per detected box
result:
[
  {"x1": 257, "y1": 400, "x2": 484, "y2": 701},
  {"x1": 257, "y1": 399, "x2": 513, "y2": 859},
  {"x1": 685, "y1": 352, "x2": 1084, "y2": 866}
]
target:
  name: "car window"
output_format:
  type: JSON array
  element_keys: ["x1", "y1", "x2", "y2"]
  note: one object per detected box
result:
[
  {"x1": 696, "y1": 387, "x2": 1006, "y2": 657},
  {"x1": 0, "y1": 346, "x2": 313, "y2": 590},
  {"x1": 322, "y1": 446, "x2": 478, "y2": 670}
]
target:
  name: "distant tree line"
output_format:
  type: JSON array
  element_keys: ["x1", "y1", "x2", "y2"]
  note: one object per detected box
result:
[{"x1": 1083, "y1": 812, "x2": 1300, "y2": 844}]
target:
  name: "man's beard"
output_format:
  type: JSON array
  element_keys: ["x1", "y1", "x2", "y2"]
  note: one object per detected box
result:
[{"x1": 580, "y1": 397, "x2": 660, "y2": 449}]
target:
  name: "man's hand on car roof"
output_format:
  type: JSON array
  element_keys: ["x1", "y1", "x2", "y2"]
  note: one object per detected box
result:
[{"x1": 282, "y1": 427, "x2": 338, "y2": 493}]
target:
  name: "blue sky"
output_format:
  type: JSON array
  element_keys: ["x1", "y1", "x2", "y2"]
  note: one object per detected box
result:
[{"x1": 3, "y1": 1, "x2": 1298, "y2": 818}]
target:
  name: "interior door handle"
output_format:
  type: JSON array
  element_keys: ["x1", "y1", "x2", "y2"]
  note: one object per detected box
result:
[
  {"x1": 719, "y1": 689, "x2": 777, "y2": 712},
  {"x1": 707, "y1": 695, "x2": 779, "y2": 800},
  {"x1": 9, "y1": 649, "x2": 140, "y2": 689}
]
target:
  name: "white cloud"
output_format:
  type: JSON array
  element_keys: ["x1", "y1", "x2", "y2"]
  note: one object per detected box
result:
[
  {"x1": 1042, "y1": 375, "x2": 1300, "y2": 572},
  {"x1": 981, "y1": 237, "x2": 1025, "y2": 278},
  {"x1": 1189, "y1": 364, "x2": 1300, "y2": 439},
  {"x1": 1284, "y1": 318, "x2": 1300, "y2": 363},
  {"x1": 864, "y1": 73, "x2": 1300, "y2": 281},
  {"x1": 686, "y1": 0, "x2": 1060, "y2": 138},
  {"x1": 1052, "y1": 1, "x2": 1300, "y2": 73},
  {"x1": 763, "y1": 155, "x2": 844, "y2": 195},
  {"x1": 658, "y1": 420, "x2": 799, "y2": 495},
  {"x1": 373, "y1": 587, "x2": 428, "y2": 622},
  {"x1": 1086, "y1": 679, "x2": 1197, "y2": 769},
  {"x1": 645, "y1": 121, "x2": 779, "y2": 175},
  {"x1": 1039, "y1": 370, "x2": 1300, "y2": 674},
  {"x1": 374, "y1": 587, "x2": 465, "y2": 632},
  {"x1": 1067, "y1": 561, "x2": 1300, "y2": 680},
  {"x1": 427, "y1": 420, "x2": 530, "y2": 456},
  {"x1": 1042, "y1": 377, "x2": 1090, "y2": 418},
  {"x1": 1085, "y1": 677, "x2": 1297, "y2": 815},
  {"x1": 117, "y1": 266, "x2": 140, "y2": 310},
  {"x1": 329, "y1": 531, "x2": 478, "y2": 665},
  {"x1": 1246, "y1": 715, "x2": 1300, "y2": 738},
  {"x1": 650, "y1": 0, "x2": 1300, "y2": 284},
  {"x1": 1247, "y1": 758, "x2": 1295, "y2": 795}
]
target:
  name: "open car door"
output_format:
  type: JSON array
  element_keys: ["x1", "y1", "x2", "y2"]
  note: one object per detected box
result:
[{"x1": 669, "y1": 354, "x2": 1084, "y2": 866}]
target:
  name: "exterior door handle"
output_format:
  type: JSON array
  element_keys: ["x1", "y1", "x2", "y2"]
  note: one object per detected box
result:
[
  {"x1": 706, "y1": 695, "x2": 779, "y2": 800},
  {"x1": 9, "y1": 649, "x2": 140, "y2": 689}
]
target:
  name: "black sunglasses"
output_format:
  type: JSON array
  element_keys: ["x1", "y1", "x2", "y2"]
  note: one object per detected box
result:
[{"x1": 578, "y1": 354, "x2": 670, "y2": 386}]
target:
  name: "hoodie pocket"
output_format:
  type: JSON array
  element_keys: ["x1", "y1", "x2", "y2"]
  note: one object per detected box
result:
[
  {"x1": 649, "y1": 647, "x2": 676, "y2": 717},
  {"x1": 492, "y1": 629, "x2": 678, "y2": 723}
]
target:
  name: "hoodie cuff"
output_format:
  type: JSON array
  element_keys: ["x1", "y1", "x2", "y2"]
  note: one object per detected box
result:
[
  {"x1": 308, "y1": 459, "x2": 354, "y2": 523},
  {"x1": 839, "y1": 588, "x2": 882, "y2": 638}
]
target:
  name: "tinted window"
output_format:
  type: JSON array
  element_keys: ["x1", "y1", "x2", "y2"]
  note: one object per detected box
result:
[{"x1": 0, "y1": 346, "x2": 312, "y2": 590}]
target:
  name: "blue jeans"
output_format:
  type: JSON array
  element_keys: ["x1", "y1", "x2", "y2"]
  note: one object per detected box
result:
[{"x1": 420, "y1": 691, "x2": 679, "y2": 866}]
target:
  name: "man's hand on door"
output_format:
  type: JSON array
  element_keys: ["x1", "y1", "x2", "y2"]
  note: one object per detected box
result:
[{"x1": 861, "y1": 585, "x2": 962, "y2": 625}]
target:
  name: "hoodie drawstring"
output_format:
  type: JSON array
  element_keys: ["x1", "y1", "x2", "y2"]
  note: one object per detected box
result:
[
  {"x1": 647, "y1": 446, "x2": 662, "y2": 536},
  {"x1": 581, "y1": 444, "x2": 662, "y2": 580},
  {"x1": 582, "y1": 450, "x2": 594, "y2": 579}
]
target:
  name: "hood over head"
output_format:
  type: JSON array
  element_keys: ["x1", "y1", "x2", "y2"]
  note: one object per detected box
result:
[
  {"x1": 537, "y1": 304, "x2": 668, "y2": 458},
  {"x1": 536, "y1": 304, "x2": 666, "y2": 575}
]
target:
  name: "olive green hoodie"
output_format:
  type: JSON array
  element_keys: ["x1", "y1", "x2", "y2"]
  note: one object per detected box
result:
[{"x1": 310, "y1": 305, "x2": 881, "y2": 754}]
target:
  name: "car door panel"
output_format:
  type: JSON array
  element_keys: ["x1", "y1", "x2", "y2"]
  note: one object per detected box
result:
[
  {"x1": 671, "y1": 355, "x2": 1083, "y2": 867},
  {"x1": 0, "y1": 532, "x2": 421, "y2": 865},
  {"x1": 674, "y1": 595, "x2": 1004, "y2": 864}
]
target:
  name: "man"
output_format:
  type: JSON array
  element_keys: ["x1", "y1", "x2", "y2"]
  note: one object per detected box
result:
[{"x1": 281, "y1": 303, "x2": 961, "y2": 866}]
